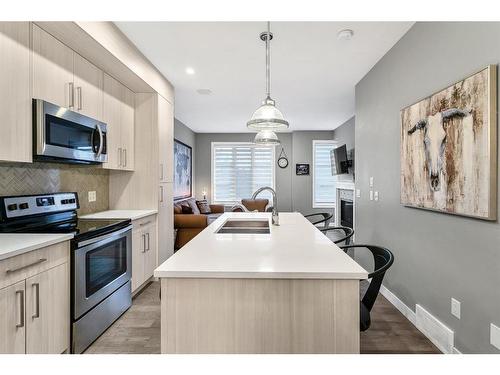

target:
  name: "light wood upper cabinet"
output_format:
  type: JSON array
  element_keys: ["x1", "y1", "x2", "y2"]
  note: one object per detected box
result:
[
  {"x1": 0, "y1": 22, "x2": 31, "y2": 163},
  {"x1": 25, "y1": 263, "x2": 69, "y2": 354},
  {"x1": 32, "y1": 23, "x2": 74, "y2": 109},
  {"x1": 158, "y1": 95, "x2": 174, "y2": 183},
  {"x1": 102, "y1": 73, "x2": 135, "y2": 171},
  {"x1": 0, "y1": 281, "x2": 26, "y2": 354},
  {"x1": 73, "y1": 53, "x2": 103, "y2": 121}
]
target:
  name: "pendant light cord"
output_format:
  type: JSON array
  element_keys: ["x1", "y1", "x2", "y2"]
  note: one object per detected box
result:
[{"x1": 266, "y1": 21, "x2": 271, "y2": 98}]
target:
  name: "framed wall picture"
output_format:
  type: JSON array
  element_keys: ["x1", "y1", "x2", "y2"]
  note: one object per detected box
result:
[
  {"x1": 296, "y1": 163, "x2": 310, "y2": 176},
  {"x1": 174, "y1": 139, "x2": 193, "y2": 200},
  {"x1": 400, "y1": 65, "x2": 497, "y2": 220}
]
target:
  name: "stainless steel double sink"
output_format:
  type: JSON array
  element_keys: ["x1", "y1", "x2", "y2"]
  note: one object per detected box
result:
[{"x1": 216, "y1": 219, "x2": 270, "y2": 234}]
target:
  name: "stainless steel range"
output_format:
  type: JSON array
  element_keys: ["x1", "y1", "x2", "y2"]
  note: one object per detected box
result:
[{"x1": 0, "y1": 192, "x2": 132, "y2": 353}]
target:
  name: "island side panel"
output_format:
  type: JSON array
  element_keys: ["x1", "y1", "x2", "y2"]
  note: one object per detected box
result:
[{"x1": 161, "y1": 278, "x2": 359, "y2": 354}]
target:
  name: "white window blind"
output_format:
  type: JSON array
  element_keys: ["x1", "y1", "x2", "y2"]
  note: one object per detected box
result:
[
  {"x1": 313, "y1": 140, "x2": 337, "y2": 208},
  {"x1": 212, "y1": 143, "x2": 275, "y2": 204}
]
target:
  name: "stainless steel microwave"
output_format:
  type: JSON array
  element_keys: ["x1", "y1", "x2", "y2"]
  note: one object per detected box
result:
[{"x1": 33, "y1": 99, "x2": 108, "y2": 164}]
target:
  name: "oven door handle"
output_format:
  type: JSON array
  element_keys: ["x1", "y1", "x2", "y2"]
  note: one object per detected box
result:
[{"x1": 76, "y1": 225, "x2": 132, "y2": 248}]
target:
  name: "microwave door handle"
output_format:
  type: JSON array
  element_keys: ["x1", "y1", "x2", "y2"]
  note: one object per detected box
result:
[{"x1": 95, "y1": 124, "x2": 104, "y2": 157}]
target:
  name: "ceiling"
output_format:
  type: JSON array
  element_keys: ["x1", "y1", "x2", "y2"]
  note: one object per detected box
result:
[{"x1": 116, "y1": 22, "x2": 413, "y2": 133}]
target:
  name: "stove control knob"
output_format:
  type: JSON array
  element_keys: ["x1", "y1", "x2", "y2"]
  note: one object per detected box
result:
[
  {"x1": 19, "y1": 203, "x2": 29, "y2": 210},
  {"x1": 7, "y1": 203, "x2": 18, "y2": 211},
  {"x1": 61, "y1": 199, "x2": 68, "y2": 204},
  {"x1": 69, "y1": 198, "x2": 76, "y2": 204}
]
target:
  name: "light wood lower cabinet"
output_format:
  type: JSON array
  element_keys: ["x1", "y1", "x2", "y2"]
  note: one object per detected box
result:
[
  {"x1": 0, "y1": 241, "x2": 70, "y2": 354},
  {"x1": 25, "y1": 262, "x2": 69, "y2": 354},
  {"x1": 0, "y1": 281, "x2": 25, "y2": 354},
  {"x1": 131, "y1": 215, "x2": 157, "y2": 293}
]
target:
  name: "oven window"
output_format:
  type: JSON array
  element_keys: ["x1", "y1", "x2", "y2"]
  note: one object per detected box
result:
[
  {"x1": 45, "y1": 114, "x2": 95, "y2": 151},
  {"x1": 85, "y1": 237, "x2": 127, "y2": 298}
]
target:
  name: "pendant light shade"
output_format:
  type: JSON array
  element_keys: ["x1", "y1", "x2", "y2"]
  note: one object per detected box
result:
[
  {"x1": 253, "y1": 129, "x2": 281, "y2": 146},
  {"x1": 247, "y1": 22, "x2": 289, "y2": 132}
]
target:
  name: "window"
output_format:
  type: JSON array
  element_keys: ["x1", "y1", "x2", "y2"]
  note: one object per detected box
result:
[
  {"x1": 313, "y1": 140, "x2": 337, "y2": 208},
  {"x1": 211, "y1": 142, "x2": 275, "y2": 204}
]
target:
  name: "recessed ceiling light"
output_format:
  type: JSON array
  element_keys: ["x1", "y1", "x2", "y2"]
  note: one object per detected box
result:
[
  {"x1": 185, "y1": 67, "x2": 195, "y2": 75},
  {"x1": 337, "y1": 29, "x2": 354, "y2": 41},
  {"x1": 197, "y1": 89, "x2": 212, "y2": 96}
]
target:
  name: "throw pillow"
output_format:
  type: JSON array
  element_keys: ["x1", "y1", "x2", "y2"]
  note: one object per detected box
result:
[
  {"x1": 196, "y1": 200, "x2": 211, "y2": 214},
  {"x1": 181, "y1": 205, "x2": 193, "y2": 214}
]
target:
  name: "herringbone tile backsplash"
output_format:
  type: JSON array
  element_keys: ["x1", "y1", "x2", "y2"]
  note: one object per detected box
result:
[{"x1": 0, "y1": 162, "x2": 109, "y2": 215}]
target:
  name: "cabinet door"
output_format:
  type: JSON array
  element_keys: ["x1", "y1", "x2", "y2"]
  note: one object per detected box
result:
[
  {"x1": 102, "y1": 73, "x2": 123, "y2": 170},
  {"x1": 143, "y1": 220, "x2": 157, "y2": 280},
  {"x1": 131, "y1": 225, "x2": 145, "y2": 292},
  {"x1": 25, "y1": 263, "x2": 69, "y2": 354},
  {"x1": 0, "y1": 22, "x2": 31, "y2": 163},
  {"x1": 74, "y1": 53, "x2": 103, "y2": 121},
  {"x1": 0, "y1": 281, "x2": 25, "y2": 354},
  {"x1": 158, "y1": 183, "x2": 174, "y2": 264},
  {"x1": 32, "y1": 24, "x2": 74, "y2": 109},
  {"x1": 121, "y1": 85, "x2": 135, "y2": 171},
  {"x1": 158, "y1": 95, "x2": 174, "y2": 182}
]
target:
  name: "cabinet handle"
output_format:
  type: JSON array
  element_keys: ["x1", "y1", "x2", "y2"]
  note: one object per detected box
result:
[
  {"x1": 6, "y1": 258, "x2": 47, "y2": 274},
  {"x1": 69, "y1": 82, "x2": 74, "y2": 108},
  {"x1": 146, "y1": 232, "x2": 150, "y2": 251},
  {"x1": 141, "y1": 234, "x2": 146, "y2": 253},
  {"x1": 32, "y1": 283, "x2": 40, "y2": 319},
  {"x1": 77, "y1": 87, "x2": 82, "y2": 110},
  {"x1": 123, "y1": 148, "x2": 127, "y2": 167},
  {"x1": 118, "y1": 148, "x2": 122, "y2": 167},
  {"x1": 15, "y1": 290, "x2": 24, "y2": 328},
  {"x1": 139, "y1": 220, "x2": 152, "y2": 227},
  {"x1": 160, "y1": 164, "x2": 164, "y2": 180},
  {"x1": 160, "y1": 186, "x2": 164, "y2": 203}
]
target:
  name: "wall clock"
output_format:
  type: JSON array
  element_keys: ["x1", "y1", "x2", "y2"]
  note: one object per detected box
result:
[{"x1": 277, "y1": 147, "x2": 289, "y2": 169}]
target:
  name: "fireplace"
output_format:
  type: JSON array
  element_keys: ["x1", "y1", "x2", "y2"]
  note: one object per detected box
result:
[{"x1": 337, "y1": 188, "x2": 354, "y2": 229}]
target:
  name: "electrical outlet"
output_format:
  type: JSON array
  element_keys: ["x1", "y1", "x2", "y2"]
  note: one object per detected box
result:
[
  {"x1": 356, "y1": 189, "x2": 361, "y2": 198},
  {"x1": 451, "y1": 298, "x2": 461, "y2": 319},
  {"x1": 491, "y1": 323, "x2": 500, "y2": 350},
  {"x1": 369, "y1": 177, "x2": 374, "y2": 188},
  {"x1": 369, "y1": 190, "x2": 374, "y2": 201},
  {"x1": 374, "y1": 191, "x2": 379, "y2": 201},
  {"x1": 88, "y1": 191, "x2": 97, "y2": 202}
]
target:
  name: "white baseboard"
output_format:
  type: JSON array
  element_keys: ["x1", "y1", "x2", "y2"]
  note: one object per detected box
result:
[
  {"x1": 379, "y1": 285, "x2": 457, "y2": 354},
  {"x1": 379, "y1": 285, "x2": 416, "y2": 325}
]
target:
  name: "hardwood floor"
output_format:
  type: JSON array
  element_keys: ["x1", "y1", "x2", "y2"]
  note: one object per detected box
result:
[{"x1": 85, "y1": 281, "x2": 440, "y2": 354}]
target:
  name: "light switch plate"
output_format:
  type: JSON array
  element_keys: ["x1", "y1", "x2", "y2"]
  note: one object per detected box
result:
[
  {"x1": 356, "y1": 189, "x2": 361, "y2": 198},
  {"x1": 369, "y1": 190, "x2": 374, "y2": 201},
  {"x1": 491, "y1": 323, "x2": 500, "y2": 350},
  {"x1": 369, "y1": 177, "x2": 374, "y2": 188},
  {"x1": 88, "y1": 191, "x2": 97, "y2": 202},
  {"x1": 451, "y1": 298, "x2": 461, "y2": 319},
  {"x1": 374, "y1": 191, "x2": 379, "y2": 201}
]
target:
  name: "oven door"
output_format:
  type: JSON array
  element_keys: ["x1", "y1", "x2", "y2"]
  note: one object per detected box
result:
[
  {"x1": 73, "y1": 225, "x2": 132, "y2": 319},
  {"x1": 34, "y1": 99, "x2": 107, "y2": 164}
]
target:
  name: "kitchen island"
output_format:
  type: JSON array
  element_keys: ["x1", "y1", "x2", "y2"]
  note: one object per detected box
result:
[{"x1": 154, "y1": 212, "x2": 368, "y2": 354}]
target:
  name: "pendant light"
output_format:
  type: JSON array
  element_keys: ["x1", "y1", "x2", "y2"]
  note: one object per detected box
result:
[
  {"x1": 254, "y1": 129, "x2": 281, "y2": 145},
  {"x1": 247, "y1": 22, "x2": 289, "y2": 136}
]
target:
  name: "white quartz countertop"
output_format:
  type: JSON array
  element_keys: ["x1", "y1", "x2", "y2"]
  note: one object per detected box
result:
[
  {"x1": 0, "y1": 233, "x2": 73, "y2": 261},
  {"x1": 80, "y1": 209, "x2": 158, "y2": 221},
  {"x1": 155, "y1": 212, "x2": 368, "y2": 280}
]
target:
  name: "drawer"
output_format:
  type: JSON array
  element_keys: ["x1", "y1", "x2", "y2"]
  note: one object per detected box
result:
[
  {"x1": 0, "y1": 241, "x2": 69, "y2": 290},
  {"x1": 132, "y1": 214, "x2": 157, "y2": 231}
]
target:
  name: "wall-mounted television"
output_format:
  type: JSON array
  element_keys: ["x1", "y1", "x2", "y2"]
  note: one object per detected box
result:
[{"x1": 330, "y1": 144, "x2": 350, "y2": 175}]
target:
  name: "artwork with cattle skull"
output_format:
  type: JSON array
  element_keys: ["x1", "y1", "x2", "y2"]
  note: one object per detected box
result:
[{"x1": 400, "y1": 65, "x2": 496, "y2": 220}]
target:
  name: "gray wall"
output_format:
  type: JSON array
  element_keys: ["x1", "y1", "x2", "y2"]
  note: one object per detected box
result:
[
  {"x1": 355, "y1": 22, "x2": 500, "y2": 353},
  {"x1": 195, "y1": 131, "x2": 339, "y2": 214},
  {"x1": 333, "y1": 116, "x2": 355, "y2": 182},
  {"x1": 174, "y1": 118, "x2": 196, "y2": 192},
  {"x1": 291, "y1": 131, "x2": 335, "y2": 214}
]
